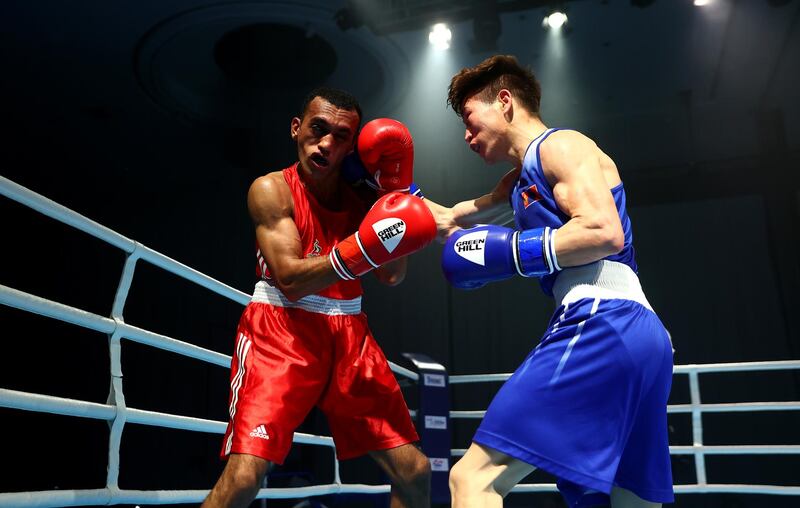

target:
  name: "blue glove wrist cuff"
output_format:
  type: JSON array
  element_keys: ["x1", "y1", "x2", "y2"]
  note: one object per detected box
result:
[{"x1": 514, "y1": 227, "x2": 561, "y2": 277}]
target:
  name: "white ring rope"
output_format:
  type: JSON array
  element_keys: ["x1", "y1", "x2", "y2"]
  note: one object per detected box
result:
[
  {"x1": 0, "y1": 176, "x2": 400, "y2": 507},
  {"x1": 1, "y1": 175, "x2": 799, "y2": 505}
]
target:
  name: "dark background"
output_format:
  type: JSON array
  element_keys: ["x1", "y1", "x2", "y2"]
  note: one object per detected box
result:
[{"x1": 1, "y1": 0, "x2": 799, "y2": 507}]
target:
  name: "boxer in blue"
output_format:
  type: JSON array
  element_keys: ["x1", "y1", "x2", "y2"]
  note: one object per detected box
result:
[{"x1": 424, "y1": 55, "x2": 674, "y2": 507}]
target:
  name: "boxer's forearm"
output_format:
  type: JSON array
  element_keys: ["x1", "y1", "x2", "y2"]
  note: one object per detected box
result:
[
  {"x1": 420, "y1": 198, "x2": 459, "y2": 243},
  {"x1": 423, "y1": 166, "x2": 518, "y2": 241},
  {"x1": 423, "y1": 192, "x2": 512, "y2": 243},
  {"x1": 546, "y1": 214, "x2": 624, "y2": 268},
  {"x1": 452, "y1": 192, "x2": 513, "y2": 227},
  {"x1": 266, "y1": 255, "x2": 346, "y2": 302}
]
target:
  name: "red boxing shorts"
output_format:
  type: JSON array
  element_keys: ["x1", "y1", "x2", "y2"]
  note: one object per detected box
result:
[{"x1": 220, "y1": 282, "x2": 419, "y2": 464}]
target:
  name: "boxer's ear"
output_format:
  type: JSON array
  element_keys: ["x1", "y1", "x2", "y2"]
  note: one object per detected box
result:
[{"x1": 290, "y1": 117, "x2": 301, "y2": 141}]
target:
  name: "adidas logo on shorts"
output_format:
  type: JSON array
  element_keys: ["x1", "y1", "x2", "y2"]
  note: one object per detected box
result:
[{"x1": 249, "y1": 424, "x2": 270, "y2": 440}]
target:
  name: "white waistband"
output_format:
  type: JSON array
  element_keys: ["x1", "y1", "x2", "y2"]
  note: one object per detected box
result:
[
  {"x1": 251, "y1": 280, "x2": 362, "y2": 316},
  {"x1": 552, "y1": 260, "x2": 653, "y2": 311}
]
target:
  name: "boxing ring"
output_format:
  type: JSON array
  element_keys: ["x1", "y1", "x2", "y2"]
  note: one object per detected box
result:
[{"x1": 1, "y1": 174, "x2": 799, "y2": 507}]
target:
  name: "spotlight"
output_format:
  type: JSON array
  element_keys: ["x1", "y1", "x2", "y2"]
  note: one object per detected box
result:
[
  {"x1": 543, "y1": 11, "x2": 568, "y2": 29},
  {"x1": 693, "y1": 0, "x2": 712, "y2": 5},
  {"x1": 429, "y1": 23, "x2": 452, "y2": 50}
]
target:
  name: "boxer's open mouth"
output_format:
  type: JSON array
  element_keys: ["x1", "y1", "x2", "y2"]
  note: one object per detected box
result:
[{"x1": 310, "y1": 153, "x2": 329, "y2": 167}]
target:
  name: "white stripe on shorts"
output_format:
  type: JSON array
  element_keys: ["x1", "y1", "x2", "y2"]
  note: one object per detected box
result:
[
  {"x1": 225, "y1": 333, "x2": 252, "y2": 455},
  {"x1": 533, "y1": 302, "x2": 569, "y2": 358},
  {"x1": 549, "y1": 297, "x2": 600, "y2": 385}
]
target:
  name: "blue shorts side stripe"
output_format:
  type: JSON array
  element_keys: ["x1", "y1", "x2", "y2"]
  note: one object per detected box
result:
[{"x1": 550, "y1": 297, "x2": 600, "y2": 385}]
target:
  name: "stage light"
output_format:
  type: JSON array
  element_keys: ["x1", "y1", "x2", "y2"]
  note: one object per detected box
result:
[
  {"x1": 429, "y1": 23, "x2": 452, "y2": 50},
  {"x1": 543, "y1": 11, "x2": 568, "y2": 29},
  {"x1": 694, "y1": 0, "x2": 712, "y2": 5}
]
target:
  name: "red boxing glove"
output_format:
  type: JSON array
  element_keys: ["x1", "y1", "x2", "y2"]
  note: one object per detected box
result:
[
  {"x1": 357, "y1": 118, "x2": 414, "y2": 194},
  {"x1": 330, "y1": 192, "x2": 436, "y2": 279}
]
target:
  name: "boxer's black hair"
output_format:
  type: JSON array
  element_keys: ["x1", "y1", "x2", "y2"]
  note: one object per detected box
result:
[
  {"x1": 301, "y1": 87, "x2": 362, "y2": 125},
  {"x1": 448, "y1": 55, "x2": 541, "y2": 118}
]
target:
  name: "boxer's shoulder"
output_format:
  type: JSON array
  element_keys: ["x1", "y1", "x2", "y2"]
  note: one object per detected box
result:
[
  {"x1": 538, "y1": 130, "x2": 601, "y2": 180},
  {"x1": 539, "y1": 129, "x2": 596, "y2": 160},
  {"x1": 248, "y1": 171, "x2": 294, "y2": 221}
]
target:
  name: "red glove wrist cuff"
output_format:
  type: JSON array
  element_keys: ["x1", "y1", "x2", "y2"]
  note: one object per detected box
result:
[{"x1": 329, "y1": 233, "x2": 377, "y2": 280}]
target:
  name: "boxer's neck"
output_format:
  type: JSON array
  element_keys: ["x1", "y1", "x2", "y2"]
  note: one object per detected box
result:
[
  {"x1": 506, "y1": 115, "x2": 548, "y2": 165},
  {"x1": 300, "y1": 167, "x2": 344, "y2": 211}
]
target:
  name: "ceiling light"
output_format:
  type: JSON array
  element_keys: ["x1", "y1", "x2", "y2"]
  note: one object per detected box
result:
[
  {"x1": 543, "y1": 11, "x2": 568, "y2": 29},
  {"x1": 429, "y1": 23, "x2": 452, "y2": 50}
]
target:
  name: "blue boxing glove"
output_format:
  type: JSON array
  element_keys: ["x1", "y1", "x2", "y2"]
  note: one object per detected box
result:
[
  {"x1": 341, "y1": 152, "x2": 424, "y2": 198},
  {"x1": 341, "y1": 151, "x2": 374, "y2": 186},
  {"x1": 409, "y1": 182, "x2": 424, "y2": 199},
  {"x1": 441, "y1": 224, "x2": 561, "y2": 290}
]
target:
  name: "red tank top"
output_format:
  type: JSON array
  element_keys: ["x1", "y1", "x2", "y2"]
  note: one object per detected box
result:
[{"x1": 256, "y1": 163, "x2": 366, "y2": 299}]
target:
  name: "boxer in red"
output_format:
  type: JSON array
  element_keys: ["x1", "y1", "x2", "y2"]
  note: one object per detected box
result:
[{"x1": 202, "y1": 88, "x2": 436, "y2": 508}]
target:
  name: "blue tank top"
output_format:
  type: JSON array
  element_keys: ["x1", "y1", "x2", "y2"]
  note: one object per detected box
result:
[{"x1": 509, "y1": 128, "x2": 638, "y2": 296}]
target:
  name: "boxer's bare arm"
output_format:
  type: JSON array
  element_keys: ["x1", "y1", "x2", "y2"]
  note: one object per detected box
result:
[
  {"x1": 540, "y1": 130, "x2": 624, "y2": 267},
  {"x1": 248, "y1": 173, "x2": 341, "y2": 301},
  {"x1": 424, "y1": 167, "x2": 519, "y2": 242}
]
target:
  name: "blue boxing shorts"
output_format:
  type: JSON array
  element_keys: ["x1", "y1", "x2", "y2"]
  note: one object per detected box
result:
[{"x1": 473, "y1": 290, "x2": 674, "y2": 507}]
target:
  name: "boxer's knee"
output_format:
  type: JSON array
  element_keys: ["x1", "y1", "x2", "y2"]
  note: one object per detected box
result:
[
  {"x1": 370, "y1": 443, "x2": 431, "y2": 504},
  {"x1": 227, "y1": 457, "x2": 267, "y2": 492},
  {"x1": 203, "y1": 454, "x2": 271, "y2": 508},
  {"x1": 449, "y1": 455, "x2": 499, "y2": 500},
  {"x1": 450, "y1": 443, "x2": 533, "y2": 504},
  {"x1": 611, "y1": 487, "x2": 661, "y2": 508},
  {"x1": 397, "y1": 449, "x2": 431, "y2": 495}
]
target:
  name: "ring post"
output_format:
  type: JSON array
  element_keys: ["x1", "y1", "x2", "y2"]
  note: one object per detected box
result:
[{"x1": 402, "y1": 353, "x2": 451, "y2": 504}]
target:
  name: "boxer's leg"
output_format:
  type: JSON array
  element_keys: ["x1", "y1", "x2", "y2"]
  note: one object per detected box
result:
[
  {"x1": 202, "y1": 453, "x2": 271, "y2": 508},
  {"x1": 321, "y1": 315, "x2": 426, "y2": 505},
  {"x1": 449, "y1": 442, "x2": 535, "y2": 508},
  {"x1": 611, "y1": 487, "x2": 661, "y2": 508},
  {"x1": 370, "y1": 443, "x2": 432, "y2": 508},
  {"x1": 208, "y1": 305, "x2": 333, "y2": 507}
]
